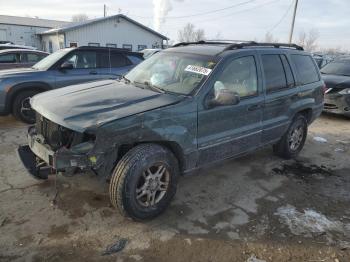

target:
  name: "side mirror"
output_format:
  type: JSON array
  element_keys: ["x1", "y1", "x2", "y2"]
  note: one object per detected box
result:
[
  {"x1": 60, "y1": 62, "x2": 74, "y2": 70},
  {"x1": 207, "y1": 86, "x2": 240, "y2": 108}
]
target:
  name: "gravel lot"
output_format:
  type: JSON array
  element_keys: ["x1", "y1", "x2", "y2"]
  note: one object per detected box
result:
[{"x1": 0, "y1": 114, "x2": 349, "y2": 262}]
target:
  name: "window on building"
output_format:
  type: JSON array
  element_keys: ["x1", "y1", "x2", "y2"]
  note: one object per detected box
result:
[
  {"x1": 42, "y1": 41, "x2": 47, "y2": 52},
  {"x1": 214, "y1": 56, "x2": 258, "y2": 98},
  {"x1": 262, "y1": 54, "x2": 288, "y2": 93},
  {"x1": 291, "y1": 55, "x2": 320, "y2": 85},
  {"x1": 48, "y1": 41, "x2": 53, "y2": 53},
  {"x1": 88, "y1": 43, "x2": 100, "y2": 47},
  {"x1": 106, "y1": 43, "x2": 117, "y2": 48},
  {"x1": 64, "y1": 51, "x2": 97, "y2": 69},
  {"x1": 110, "y1": 53, "x2": 131, "y2": 68},
  {"x1": 69, "y1": 42, "x2": 78, "y2": 48},
  {"x1": 138, "y1": 45, "x2": 147, "y2": 51},
  {"x1": 0, "y1": 53, "x2": 17, "y2": 63},
  {"x1": 122, "y1": 44, "x2": 132, "y2": 51}
]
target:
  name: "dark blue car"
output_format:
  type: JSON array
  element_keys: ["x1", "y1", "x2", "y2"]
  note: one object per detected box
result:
[{"x1": 0, "y1": 46, "x2": 144, "y2": 123}]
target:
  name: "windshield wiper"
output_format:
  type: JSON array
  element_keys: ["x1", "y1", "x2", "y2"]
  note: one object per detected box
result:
[
  {"x1": 144, "y1": 81, "x2": 165, "y2": 93},
  {"x1": 121, "y1": 75, "x2": 131, "y2": 84}
]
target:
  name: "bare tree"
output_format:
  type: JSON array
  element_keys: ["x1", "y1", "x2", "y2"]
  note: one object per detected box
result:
[
  {"x1": 178, "y1": 23, "x2": 205, "y2": 42},
  {"x1": 71, "y1": 13, "x2": 89, "y2": 22},
  {"x1": 297, "y1": 29, "x2": 319, "y2": 52},
  {"x1": 264, "y1": 32, "x2": 278, "y2": 43}
]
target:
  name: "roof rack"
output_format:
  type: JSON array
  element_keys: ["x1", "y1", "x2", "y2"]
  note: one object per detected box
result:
[{"x1": 172, "y1": 40, "x2": 304, "y2": 51}]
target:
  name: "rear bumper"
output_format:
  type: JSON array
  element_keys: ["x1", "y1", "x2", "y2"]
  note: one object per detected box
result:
[{"x1": 324, "y1": 93, "x2": 350, "y2": 116}]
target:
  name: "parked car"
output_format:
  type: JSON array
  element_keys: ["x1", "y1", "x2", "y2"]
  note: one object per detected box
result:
[
  {"x1": 18, "y1": 41, "x2": 324, "y2": 220},
  {"x1": 0, "y1": 46, "x2": 144, "y2": 123},
  {"x1": 0, "y1": 43, "x2": 36, "y2": 50},
  {"x1": 0, "y1": 49, "x2": 48, "y2": 70},
  {"x1": 141, "y1": 48, "x2": 161, "y2": 59},
  {"x1": 321, "y1": 57, "x2": 350, "y2": 118},
  {"x1": 0, "y1": 41, "x2": 14, "y2": 44},
  {"x1": 313, "y1": 54, "x2": 332, "y2": 68}
]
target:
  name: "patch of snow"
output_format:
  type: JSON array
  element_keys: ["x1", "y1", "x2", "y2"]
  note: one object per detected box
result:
[
  {"x1": 313, "y1": 136, "x2": 328, "y2": 143},
  {"x1": 246, "y1": 255, "x2": 266, "y2": 262},
  {"x1": 275, "y1": 205, "x2": 343, "y2": 235}
]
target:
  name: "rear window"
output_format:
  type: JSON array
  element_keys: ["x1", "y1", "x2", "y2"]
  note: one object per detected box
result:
[
  {"x1": 291, "y1": 55, "x2": 319, "y2": 85},
  {"x1": 262, "y1": 54, "x2": 288, "y2": 93}
]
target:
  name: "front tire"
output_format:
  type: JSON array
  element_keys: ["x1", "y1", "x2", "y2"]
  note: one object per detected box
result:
[
  {"x1": 109, "y1": 144, "x2": 179, "y2": 220},
  {"x1": 273, "y1": 114, "x2": 308, "y2": 159},
  {"x1": 12, "y1": 90, "x2": 40, "y2": 124}
]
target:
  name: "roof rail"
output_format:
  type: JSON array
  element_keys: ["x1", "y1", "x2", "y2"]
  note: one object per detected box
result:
[
  {"x1": 172, "y1": 40, "x2": 304, "y2": 51},
  {"x1": 222, "y1": 42, "x2": 304, "y2": 51}
]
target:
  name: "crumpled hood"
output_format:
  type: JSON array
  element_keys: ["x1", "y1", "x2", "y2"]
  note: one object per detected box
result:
[
  {"x1": 31, "y1": 80, "x2": 182, "y2": 132},
  {"x1": 0, "y1": 67, "x2": 41, "y2": 78},
  {"x1": 322, "y1": 74, "x2": 350, "y2": 89}
]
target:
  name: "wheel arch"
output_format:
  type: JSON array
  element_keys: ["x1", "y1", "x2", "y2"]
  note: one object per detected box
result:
[
  {"x1": 5, "y1": 82, "x2": 52, "y2": 113},
  {"x1": 117, "y1": 140, "x2": 186, "y2": 173}
]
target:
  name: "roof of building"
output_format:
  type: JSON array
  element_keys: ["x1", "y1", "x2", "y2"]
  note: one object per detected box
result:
[
  {"x1": 0, "y1": 15, "x2": 69, "y2": 28},
  {"x1": 39, "y1": 14, "x2": 168, "y2": 40}
]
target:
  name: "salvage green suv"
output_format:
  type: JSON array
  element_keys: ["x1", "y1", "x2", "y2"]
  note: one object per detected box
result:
[{"x1": 18, "y1": 41, "x2": 324, "y2": 220}]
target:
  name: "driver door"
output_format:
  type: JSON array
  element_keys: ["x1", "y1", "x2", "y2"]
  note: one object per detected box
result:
[
  {"x1": 197, "y1": 54, "x2": 264, "y2": 166},
  {"x1": 54, "y1": 50, "x2": 103, "y2": 88}
]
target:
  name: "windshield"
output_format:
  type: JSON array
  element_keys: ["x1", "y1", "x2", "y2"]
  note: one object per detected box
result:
[
  {"x1": 125, "y1": 51, "x2": 217, "y2": 95},
  {"x1": 32, "y1": 49, "x2": 72, "y2": 70},
  {"x1": 321, "y1": 61, "x2": 350, "y2": 76}
]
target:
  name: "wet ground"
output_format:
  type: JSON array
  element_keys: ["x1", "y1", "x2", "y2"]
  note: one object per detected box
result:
[{"x1": 0, "y1": 114, "x2": 349, "y2": 262}]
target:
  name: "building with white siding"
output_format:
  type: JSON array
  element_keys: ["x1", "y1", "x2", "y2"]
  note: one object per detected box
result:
[
  {"x1": 0, "y1": 15, "x2": 69, "y2": 49},
  {"x1": 39, "y1": 14, "x2": 168, "y2": 53}
]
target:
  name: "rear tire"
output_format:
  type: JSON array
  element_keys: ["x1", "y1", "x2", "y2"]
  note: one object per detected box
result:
[
  {"x1": 273, "y1": 114, "x2": 308, "y2": 159},
  {"x1": 109, "y1": 144, "x2": 179, "y2": 220},
  {"x1": 12, "y1": 90, "x2": 40, "y2": 124}
]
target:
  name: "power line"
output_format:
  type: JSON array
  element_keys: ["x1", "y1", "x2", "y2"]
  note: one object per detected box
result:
[
  {"x1": 190, "y1": 0, "x2": 280, "y2": 24},
  {"x1": 131, "y1": 0, "x2": 258, "y2": 19},
  {"x1": 267, "y1": 0, "x2": 294, "y2": 34}
]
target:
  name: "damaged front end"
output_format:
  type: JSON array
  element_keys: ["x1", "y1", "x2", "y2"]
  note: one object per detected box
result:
[{"x1": 18, "y1": 113, "x2": 102, "y2": 180}]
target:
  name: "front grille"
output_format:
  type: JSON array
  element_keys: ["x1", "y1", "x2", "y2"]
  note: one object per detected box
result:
[{"x1": 35, "y1": 113, "x2": 75, "y2": 150}]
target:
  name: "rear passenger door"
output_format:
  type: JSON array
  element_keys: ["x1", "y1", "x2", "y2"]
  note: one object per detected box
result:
[{"x1": 260, "y1": 51, "x2": 297, "y2": 143}]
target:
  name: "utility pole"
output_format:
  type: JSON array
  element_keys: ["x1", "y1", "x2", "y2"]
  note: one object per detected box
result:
[
  {"x1": 288, "y1": 0, "x2": 299, "y2": 43},
  {"x1": 104, "y1": 4, "x2": 107, "y2": 17}
]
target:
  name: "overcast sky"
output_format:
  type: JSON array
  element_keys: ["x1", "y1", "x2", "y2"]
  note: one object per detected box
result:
[{"x1": 0, "y1": 0, "x2": 349, "y2": 49}]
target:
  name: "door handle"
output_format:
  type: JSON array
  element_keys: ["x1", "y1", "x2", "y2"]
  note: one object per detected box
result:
[
  {"x1": 89, "y1": 70, "x2": 98, "y2": 75},
  {"x1": 247, "y1": 104, "x2": 262, "y2": 111}
]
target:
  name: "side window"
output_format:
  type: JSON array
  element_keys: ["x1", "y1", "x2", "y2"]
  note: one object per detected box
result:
[
  {"x1": 262, "y1": 54, "x2": 287, "y2": 93},
  {"x1": 64, "y1": 51, "x2": 97, "y2": 69},
  {"x1": 97, "y1": 51, "x2": 110, "y2": 68},
  {"x1": 214, "y1": 56, "x2": 258, "y2": 98},
  {"x1": 110, "y1": 53, "x2": 131, "y2": 68},
  {"x1": 27, "y1": 53, "x2": 41, "y2": 63},
  {"x1": 280, "y1": 55, "x2": 295, "y2": 87},
  {"x1": 291, "y1": 54, "x2": 320, "y2": 85},
  {"x1": 0, "y1": 53, "x2": 16, "y2": 63},
  {"x1": 126, "y1": 55, "x2": 143, "y2": 64}
]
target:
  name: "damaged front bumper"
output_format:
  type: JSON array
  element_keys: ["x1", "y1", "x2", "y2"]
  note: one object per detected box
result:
[
  {"x1": 17, "y1": 127, "x2": 94, "y2": 180},
  {"x1": 324, "y1": 93, "x2": 350, "y2": 117}
]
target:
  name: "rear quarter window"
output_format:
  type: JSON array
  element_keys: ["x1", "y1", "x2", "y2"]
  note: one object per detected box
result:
[{"x1": 290, "y1": 54, "x2": 320, "y2": 85}]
